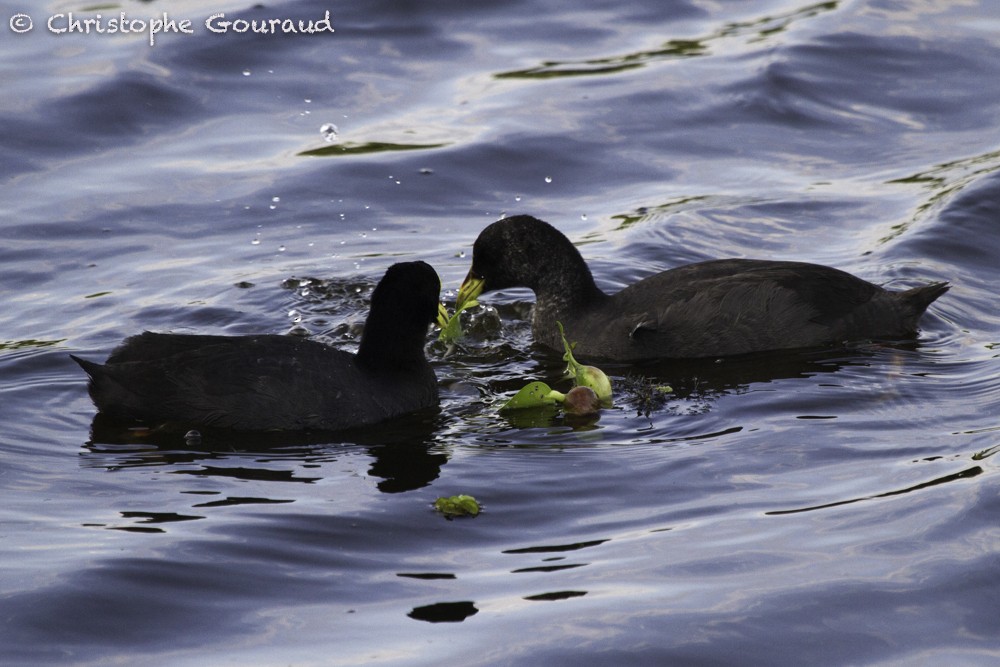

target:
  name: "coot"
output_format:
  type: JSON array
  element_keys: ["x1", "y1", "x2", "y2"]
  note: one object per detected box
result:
[
  {"x1": 459, "y1": 215, "x2": 949, "y2": 361},
  {"x1": 72, "y1": 261, "x2": 441, "y2": 431}
]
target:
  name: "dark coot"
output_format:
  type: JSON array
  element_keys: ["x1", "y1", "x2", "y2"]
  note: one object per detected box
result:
[
  {"x1": 460, "y1": 215, "x2": 949, "y2": 361},
  {"x1": 72, "y1": 261, "x2": 441, "y2": 431}
]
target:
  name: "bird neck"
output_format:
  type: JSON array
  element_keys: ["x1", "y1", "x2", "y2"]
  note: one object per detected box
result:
[
  {"x1": 533, "y1": 248, "x2": 607, "y2": 312},
  {"x1": 356, "y1": 317, "x2": 428, "y2": 371}
]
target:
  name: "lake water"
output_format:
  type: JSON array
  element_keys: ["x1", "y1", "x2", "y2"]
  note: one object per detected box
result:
[{"x1": 2, "y1": 0, "x2": 999, "y2": 664}]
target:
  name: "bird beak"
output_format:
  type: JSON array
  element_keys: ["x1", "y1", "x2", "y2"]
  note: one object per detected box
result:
[{"x1": 457, "y1": 269, "x2": 486, "y2": 310}]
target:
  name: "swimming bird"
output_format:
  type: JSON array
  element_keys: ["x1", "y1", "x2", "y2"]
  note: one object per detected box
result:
[
  {"x1": 72, "y1": 261, "x2": 441, "y2": 431},
  {"x1": 458, "y1": 215, "x2": 949, "y2": 361}
]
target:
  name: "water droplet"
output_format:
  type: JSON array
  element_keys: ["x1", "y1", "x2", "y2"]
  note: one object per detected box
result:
[
  {"x1": 320, "y1": 123, "x2": 339, "y2": 143},
  {"x1": 544, "y1": 176, "x2": 552, "y2": 183}
]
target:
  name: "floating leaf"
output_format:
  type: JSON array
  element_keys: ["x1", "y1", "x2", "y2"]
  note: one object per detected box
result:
[
  {"x1": 500, "y1": 381, "x2": 564, "y2": 411},
  {"x1": 434, "y1": 495, "x2": 481, "y2": 517},
  {"x1": 500, "y1": 324, "x2": 613, "y2": 418},
  {"x1": 972, "y1": 444, "x2": 1000, "y2": 461}
]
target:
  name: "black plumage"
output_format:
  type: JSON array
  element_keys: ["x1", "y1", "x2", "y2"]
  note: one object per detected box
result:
[
  {"x1": 72, "y1": 261, "x2": 441, "y2": 431},
  {"x1": 462, "y1": 215, "x2": 949, "y2": 361}
]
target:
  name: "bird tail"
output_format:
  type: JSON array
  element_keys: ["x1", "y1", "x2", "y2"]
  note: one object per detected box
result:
[
  {"x1": 70, "y1": 354, "x2": 101, "y2": 379},
  {"x1": 901, "y1": 282, "x2": 950, "y2": 313},
  {"x1": 897, "y1": 281, "x2": 949, "y2": 331},
  {"x1": 70, "y1": 354, "x2": 134, "y2": 419}
]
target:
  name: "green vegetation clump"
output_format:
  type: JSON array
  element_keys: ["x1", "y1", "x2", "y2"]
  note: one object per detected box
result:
[{"x1": 434, "y1": 495, "x2": 481, "y2": 518}]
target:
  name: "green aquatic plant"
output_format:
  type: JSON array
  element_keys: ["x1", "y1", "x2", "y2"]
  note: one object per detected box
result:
[
  {"x1": 557, "y1": 321, "x2": 612, "y2": 403},
  {"x1": 434, "y1": 495, "x2": 481, "y2": 517},
  {"x1": 0, "y1": 338, "x2": 66, "y2": 352},
  {"x1": 972, "y1": 444, "x2": 1000, "y2": 461},
  {"x1": 500, "y1": 381, "x2": 564, "y2": 411},
  {"x1": 500, "y1": 323, "x2": 612, "y2": 415},
  {"x1": 620, "y1": 374, "x2": 674, "y2": 417},
  {"x1": 436, "y1": 275, "x2": 485, "y2": 343}
]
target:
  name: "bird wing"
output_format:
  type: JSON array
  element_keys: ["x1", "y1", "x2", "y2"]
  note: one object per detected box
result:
[
  {"x1": 620, "y1": 261, "x2": 874, "y2": 357},
  {"x1": 90, "y1": 335, "x2": 372, "y2": 430}
]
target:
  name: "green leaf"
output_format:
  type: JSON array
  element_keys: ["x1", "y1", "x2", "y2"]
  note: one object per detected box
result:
[
  {"x1": 434, "y1": 494, "x2": 481, "y2": 517},
  {"x1": 973, "y1": 444, "x2": 1000, "y2": 461},
  {"x1": 500, "y1": 381, "x2": 564, "y2": 411},
  {"x1": 437, "y1": 274, "x2": 487, "y2": 343},
  {"x1": 437, "y1": 298, "x2": 479, "y2": 343}
]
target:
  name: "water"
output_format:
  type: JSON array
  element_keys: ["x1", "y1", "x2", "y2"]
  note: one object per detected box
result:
[{"x1": 2, "y1": 0, "x2": 999, "y2": 664}]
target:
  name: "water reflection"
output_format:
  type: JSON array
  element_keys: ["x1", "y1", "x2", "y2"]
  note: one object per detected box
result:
[
  {"x1": 493, "y1": 1, "x2": 839, "y2": 79},
  {"x1": 81, "y1": 407, "x2": 449, "y2": 493},
  {"x1": 503, "y1": 539, "x2": 609, "y2": 554},
  {"x1": 407, "y1": 600, "x2": 479, "y2": 623},
  {"x1": 108, "y1": 511, "x2": 203, "y2": 534},
  {"x1": 766, "y1": 465, "x2": 984, "y2": 515},
  {"x1": 629, "y1": 344, "x2": 890, "y2": 397},
  {"x1": 298, "y1": 141, "x2": 449, "y2": 157},
  {"x1": 524, "y1": 590, "x2": 588, "y2": 602}
]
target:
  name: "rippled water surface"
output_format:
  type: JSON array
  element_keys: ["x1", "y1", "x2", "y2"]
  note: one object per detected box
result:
[{"x1": 2, "y1": 0, "x2": 999, "y2": 664}]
